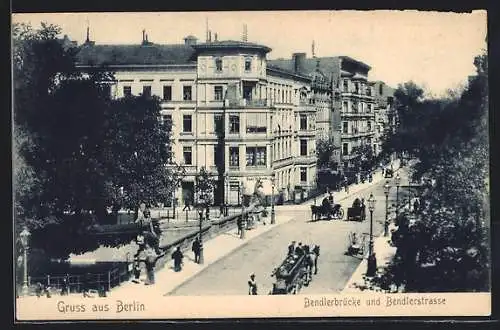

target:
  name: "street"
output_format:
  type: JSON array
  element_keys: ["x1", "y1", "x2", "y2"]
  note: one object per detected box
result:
[{"x1": 169, "y1": 172, "x2": 405, "y2": 296}]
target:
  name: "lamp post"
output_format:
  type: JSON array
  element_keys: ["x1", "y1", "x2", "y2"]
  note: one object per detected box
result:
[
  {"x1": 395, "y1": 173, "x2": 401, "y2": 220},
  {"x1": 271, "y1": 173, "x2": 276, "y2": 225},
  {"x1": 196, "y1": 202, "x2": 205, "y2": 265},
  {"x1": 366, "y1": 193, "x2": 377, "y2": 277},
  {"x1": 20, "y1": 226, "x2": 31, "y2": 296},
  {"x1": 224, "y1": 172, "x2": 229, "y2": 217},
  {"x1": 383, "y1": 182, "x2": 390, "y2": 237}
]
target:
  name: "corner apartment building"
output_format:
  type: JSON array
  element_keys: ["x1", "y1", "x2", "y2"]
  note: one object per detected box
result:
[
  {"x1": 269, "y1": 54, "x2": 376, "y2": 174},
  {"x1": 76, "y1": 35, "x2": 317, "y2": 205}
]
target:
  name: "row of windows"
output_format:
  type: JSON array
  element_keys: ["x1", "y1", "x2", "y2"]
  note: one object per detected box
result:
[
  {"x1": 342, "y1": 121, "x2": 373, "y2": 134},
  {"x1": 214, "y1": 57, "x2": 253, "y2": 72},
  {"x1": 123, "y1": 85, "x2": 193, "y2": 101},
  {"x1": 343, "y1": 80, "x2": 374, "y2": 96},
  {"x1": 342, "y1": 101, "x2": 374, "y2": 113},
  {"x1": 182, "y1": 146, "x2": 266, "y2": 167}
]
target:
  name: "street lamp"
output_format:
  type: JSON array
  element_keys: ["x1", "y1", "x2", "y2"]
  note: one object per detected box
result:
[
  {"x1": 394, "y1": 173, "x2": 401, "y2": 220},
  {"x1": 196, "y1": 202, "x2": 205, "y2": 265},
  {"x1": 271, "y1": 173, "x2": 276, "y2": 225},
  {"x1": 366, "y1": 193, "x2": 377, "y2": 277},
  {"x1": 20, "y1": 226, "x2": 31, "y2": 296},
  {"x1": 383, "y1": 182, "x2": 390, "y2": 237},
  {"x1": 224, "y1": 172, "x2": 229, "y2": 216}
]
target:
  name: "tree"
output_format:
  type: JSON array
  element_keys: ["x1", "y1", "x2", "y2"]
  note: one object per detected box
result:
[
  {"x1": 195, "y1": 166, "x2": 216, "y2": 205},
  {"x1": 371, "y1": 52, "x2": 489, "y2": 292},
  {"x1": 102, "y1": 94, "x2": 173, "y2": 214},
  {"x1": 316, "y1": 137, "x2": 338, "y2": 170}
]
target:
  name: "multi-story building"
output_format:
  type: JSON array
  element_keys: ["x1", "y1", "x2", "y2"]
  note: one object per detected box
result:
[
  {"x1": 269, "y1": 54, "x2": 376, "y2": 175},
  {"x1": 372, "y1": 81, "x2": 395, "y2": 156},
  {"x1": 76, "y1": 33, "x2": 317, "y2": 205}
]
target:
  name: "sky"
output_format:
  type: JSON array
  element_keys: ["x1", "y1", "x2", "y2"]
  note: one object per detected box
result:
[{"x1": 12, "y1": 10, "x2": 487, "y2": 96}]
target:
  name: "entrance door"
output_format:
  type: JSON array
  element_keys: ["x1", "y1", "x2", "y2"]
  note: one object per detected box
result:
[{"x1": 181, "y1": 182, "x2": 194, "y2": 206}]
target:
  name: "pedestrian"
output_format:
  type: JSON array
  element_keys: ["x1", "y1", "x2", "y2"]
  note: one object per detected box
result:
[
  {"x1": 287, "y1": 241, "x2": 296, "y2": 256},
  {"x1": 328, "y1": 191, "x2": 334, "y2": 206},
  {"x1": 192, "y1": 237, "x2": 201, "y2": 263},
  {"x1": 237, "y1": 216, "x2": 243, "y2": 236},
  {"x1": 135, "y1": 202, "x2": 147, "y2": 227},
  {"x1": 60, "y1": 277, "x2": 69, "y2": 296},
  {"x1": 182, "y1": 195, "x2": 192, "y2": 211},
  {"x1": 134, "y1": 231, "x2": 146, "y2": 259},
  {"x1": 143, "y1": 244, "x2": 158, "y2": 285},
  {"x1": 312, "y1": 245, "x2": 320, "y2": 274},
  {"x1": 413, "y1": 198, "x2": 420, "y2": 214},
  {"x1": 248, "y1": 274, "x2": 258, "y2": 295},
  {"x1": 361, "y1": 198, "x2": 366, "y2": 220},
  {"x1": 132, "y1": 257, "x2": 142, "y2": 284},
  {"x1": 171, "y1": 246, "x2": 184, "y2": 272}
]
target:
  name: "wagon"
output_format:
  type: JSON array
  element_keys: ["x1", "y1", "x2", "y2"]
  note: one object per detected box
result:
[
  {"x1": 270, "y1": 254, "x2": 309, "y2": 295},
  {"x1": 347, "y1": 206, "x2": 366, "y2": 221}
]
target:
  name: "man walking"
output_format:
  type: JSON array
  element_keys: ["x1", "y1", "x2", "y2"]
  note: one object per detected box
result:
[
  {"x1": 183, "y1": 194, "x2": 192, "y2": 211},
  {"x1": 171, "y1": 246, "x2": 184, "y2": 272},
  {"x1": 192, "y1": 237, "x2": 201, "y2": 263},
  {"x1": 288, "y1": 241, "x2": 296, "y2": 256},
  {"x1": 248, "y1": 274, "x2": 258, "y2": 295}
]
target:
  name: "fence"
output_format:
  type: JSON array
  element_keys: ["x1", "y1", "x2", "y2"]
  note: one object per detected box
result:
[{"x1": 25, "y1": 263, "x2": 131, "y2": 296}]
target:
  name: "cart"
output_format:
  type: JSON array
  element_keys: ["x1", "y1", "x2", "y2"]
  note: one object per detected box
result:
[{"x1": 270, "y1": 254, "x2": 310, "y2": 295}]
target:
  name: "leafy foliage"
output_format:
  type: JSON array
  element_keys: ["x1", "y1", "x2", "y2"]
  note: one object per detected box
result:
[
  {"x1": 195, "y1": 166, "x2": 216, "y2": 205},
  {"x1": 13, "y1": 23, "x2": 175, "y2": 259},
  {"x1": 316, "y1": 137, "x2": 339, "y2": 170},
  {"x1": 373, "y1": 53, "x2": 489, "y2": 292}
]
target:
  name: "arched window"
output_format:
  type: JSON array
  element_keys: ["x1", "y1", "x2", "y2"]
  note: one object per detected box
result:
[
  {"x1": 215, "y1": 57, "x2": 223, "y2": 72},
  {"x1": 245, "y1": 57, "x2": 252, "y2": 71}
]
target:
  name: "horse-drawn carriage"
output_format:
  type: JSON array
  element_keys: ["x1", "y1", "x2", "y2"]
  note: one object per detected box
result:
[
  {"x1": 270, "y1": 254, "x2": 311, "y2": 295},
  {"x1": 311, "y1": 198, "x2": 344, "y2": 221},
  {"x1": 346, "y1": 198, "x2": 366, "y2": 222}
]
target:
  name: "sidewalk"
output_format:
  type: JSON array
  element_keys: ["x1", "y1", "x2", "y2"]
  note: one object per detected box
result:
[
  {"x1": 109, "y1": 212, "x2": 294, "y2": 298},
  {"x1": 341, "y1": 222, "x2": 398, "y2": 293}
]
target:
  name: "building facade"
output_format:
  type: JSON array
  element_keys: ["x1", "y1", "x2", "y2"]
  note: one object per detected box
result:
[
  {"x1": 76, "y1": 35, "x2": 317, "y2": 206},
  {"x1": 372, "y1": 81, "x2": 395, "y2": 157}
]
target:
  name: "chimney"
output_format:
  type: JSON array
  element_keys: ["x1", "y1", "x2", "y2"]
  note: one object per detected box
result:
[
  {"x1": 292, "y1": 52, "x2": 306, "y2": 73},
  {"x1": 214, "y1": 33, "x2": 218, "y2": 41},
  {"x1": 208, "y1": 30, "x2": 212, "y2": 42},
  {"x1": 142, "y1": 29, "x2": 146, "y2": 43}
]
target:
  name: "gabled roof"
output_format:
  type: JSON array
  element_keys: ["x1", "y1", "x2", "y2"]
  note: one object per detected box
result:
[{"x1": 75, "y1": 43, "x2": 197, "y2": 66}]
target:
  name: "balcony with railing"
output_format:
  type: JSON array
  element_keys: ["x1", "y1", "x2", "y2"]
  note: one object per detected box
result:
[{"x1": 226, "y1": 98, "x2": 270, "y2": 108}]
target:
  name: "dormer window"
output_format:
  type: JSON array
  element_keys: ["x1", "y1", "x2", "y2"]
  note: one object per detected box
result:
[
  {"x1": 245, "y1": 57, "x2": 252, "y2": 71},
  {"x1": 215, "y1": 57, "x2": 223, "y2": 72}
]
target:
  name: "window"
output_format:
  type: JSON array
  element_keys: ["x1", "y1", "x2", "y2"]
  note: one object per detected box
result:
[
  {"x1": 367, "y1": 121, "x2": 372, "y2": 132},
  {"x1": 300, "y1": 167, "x2": 307, "y2": 182},
  {"x1": 142, "y1": 85, "x2": 151, "y2": 97},
  {"x1": 183, "y1": 146, "x2": 192, "y2": 165},
  {"x1": 343, "y1": 80, "x2": 348, "y2": 93},
  {"x1": 214, "y1": 114, "x2": 223, "y2": 134},
  {"x1": 183, "y1": 86, "x2": 192, "y2": 101},
  {"x1": 229, "y1": 147, "x2": 239, "y2": 167},
  {"x1": 342, "y1": 122, "x2": 348, "y2": 134},
  {"x1": 342, "y1": 101, "x2": 348, "y2": 112},
  {"x1": 354, "y1": 82, "x2": 360, "y2": 94},
  {"x1": 379, "y1": 84, "x2": 383, "y2": 95},
  {"x1": 215, "y1": 58, "x2": 223, "y2": 72},
  {"x1": 167, "y1": 145, "x2": 173, "y2": 164},
  {"x1": 366, "y1": 86, "x2": 372, "y2": 96},
  {"x1": 229, "y1": 115, "x2": 240, "y2": 134},
  {"x1": 300, "y1": 139, "x2": 307, "y2": 156},
  {"x1": 123, "y1": 86, "x2": 132, "y2": 97},
  {"x1": 163, "y1": 86, "x2": 172, "y2": 101},
  {"x1": 246, "y1": 113, "x2": 266, "y2": 133},
  {"x1": 300, "y1": 114, "x2": 307, "y2": 130},
  {"x1": 245, "y1": 57, "x2": 252, "y2": 71},
  {"x1": 342, "y1": 143, "x2": 349, "y2": 155},
  {"x1": 183, "y1": 115, "x2": 192, "y2": 133},
  {"x1": 246, "y1": 147, "x2": 266, "y2": 166},
  {"x1": 214, "y1": 86, "x2": 223, "y2": 101}
]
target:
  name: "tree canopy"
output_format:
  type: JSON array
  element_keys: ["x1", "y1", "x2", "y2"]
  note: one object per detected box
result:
[{"x1": 13, "y1": 22, "x2": 175, "y2": 258}]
